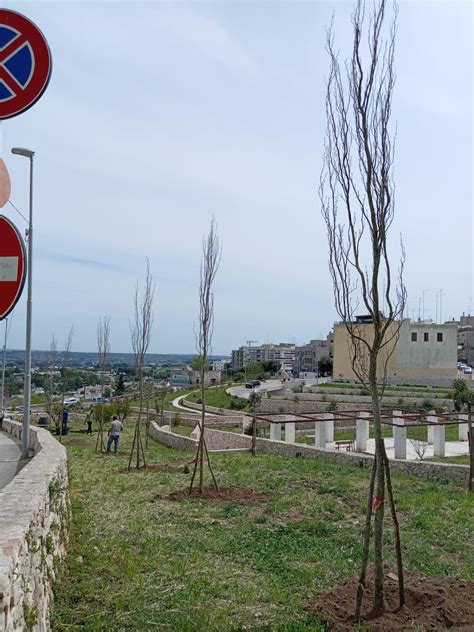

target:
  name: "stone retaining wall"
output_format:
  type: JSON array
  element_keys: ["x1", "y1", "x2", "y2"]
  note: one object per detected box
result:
[
  {"x1": 179, "y1": 399, "x2": 243, "y2": 417},
  {"x1": 148, "y1": 423, "x2": 250, "y2": 451},
  {"x1": 299, "y1": 391, "x2": 452, "y2": 408},
  {"x1": 148, "y1": 422, "x2": 468, "y2": 486},
  {"x1": 1, "y1": 419, "x2": 70, "y2": 632}
]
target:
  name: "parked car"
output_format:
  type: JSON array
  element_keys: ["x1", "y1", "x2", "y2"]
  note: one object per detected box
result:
[
  {"x1": 91, "y1": 396, "x2": 105, "y2": 403},
  {"x1": 463, "y1": 366, "x2": 472, "y2": 374},
  {"x1": 245, "y1": 380, "x2": 261, "y2": 389},
  {"x1": 63, "y1": 397, "x2": 80, "y2": 406}
]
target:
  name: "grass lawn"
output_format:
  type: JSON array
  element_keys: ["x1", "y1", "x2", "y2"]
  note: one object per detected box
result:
[
  {"x1": 185, "y1": 386, "x2": 249, "y2": 412},
  {"x1": 52, "y1": 426, "x2": 473, "y2": 631}
]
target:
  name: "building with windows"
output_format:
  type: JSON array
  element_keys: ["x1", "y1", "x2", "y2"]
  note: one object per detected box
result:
[
  {"x1": 293, "y1": 334, "x2": 333, "y2": 377},
  {"x1": 333, "y1": 318, "x2": 457, "y2": 381},
  {"x1": 231, "y1": 343, "x2": 295, "y2": 371}
]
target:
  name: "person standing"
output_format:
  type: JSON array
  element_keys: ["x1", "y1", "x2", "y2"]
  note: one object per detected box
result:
[
  {"x1": 85, "y1": 407, "x2": 94, "y2": 435},
  {"x1": 107, "y1": 415, "x2": 122, "y2": 454}
]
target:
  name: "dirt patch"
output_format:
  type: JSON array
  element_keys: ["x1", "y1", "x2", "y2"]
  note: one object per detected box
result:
[
  {"x1": 62, "y1": 437, "x2": 92, "y2": 446},
  {"x1": 118, "y1": 463, "x2": 190, "y2": 474},
  {"x1": 159, "y1": 486, "x2": 273, "y2": 503},
  {"x1": 306, "y1": 566, "x2": 474, "y2": 630}
]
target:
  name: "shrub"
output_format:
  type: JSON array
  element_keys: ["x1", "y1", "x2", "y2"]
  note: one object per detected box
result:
[
  {"x1": 421, "y1": 399, "x2": 433, "y2": 411},
  {"x1": 328, "y1": 399, "x2": 338, "y2": 411}
]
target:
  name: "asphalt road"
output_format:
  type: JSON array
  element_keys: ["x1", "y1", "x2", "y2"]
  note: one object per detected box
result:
[{"x1": 0, "y1": 431, "x2": 27, "y2": 491}]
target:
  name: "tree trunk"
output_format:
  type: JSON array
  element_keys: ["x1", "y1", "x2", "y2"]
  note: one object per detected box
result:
[
  {"x1": 251, "y1": 413, "x2": 257, "y2": 456},
  {"x1": 199, "y1": 370, "x2": 205, "y2": 494},
  {"x1": 355, "y1": 453, "x2": 377, "y2": 620},
  {"x1": 468, "y1": 407, "x2": 473, "y2": 493},
  {"x1": 369, "y1": 356, "x2": 385, "y2": 613}
]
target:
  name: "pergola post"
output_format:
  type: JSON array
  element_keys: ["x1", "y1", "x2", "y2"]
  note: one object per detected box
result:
[
  {"x1": 270, "y1": 422, "x2": 282, "y2": 441},
  {"x1": 324, "y1": 412, "x2": 334, "y2": 443},
  {"x1": 393, "y1": 409, "x2": 406, "y2": 460},
  {"x1": 356, "y1": 411, "x2": 370, "y2": 452}
]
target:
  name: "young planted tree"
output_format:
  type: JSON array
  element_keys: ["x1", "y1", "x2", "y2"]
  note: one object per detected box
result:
[
  {"x1": 128, "y1": 259, "x2": 155, "y2": 470},
  {"x1": 95, "y1": 316, "x2": 111, "y2": 453},
  {"x1": 249, "y1": 390, "x2": 262, "y2": 456},
  {"x1": 189, "y1": 217, "x2": 221, "y2": 494},
  {"x1": 44, "y1": 335, "x2": 57, "y2": 426},
  {"x1": 59, "y1": 327, "x2": 74, "y2": 442},
  {"x1": 320, "y1": 0, "x2": 406, "y2": 615},
  {"x1": 452, "y1": 378, "x2": 474, "y2": 491}
]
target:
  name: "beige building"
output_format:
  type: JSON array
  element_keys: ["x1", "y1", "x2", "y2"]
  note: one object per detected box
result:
[{"x1": 333, "y1": 318, "x2": 457, "y2": 381}]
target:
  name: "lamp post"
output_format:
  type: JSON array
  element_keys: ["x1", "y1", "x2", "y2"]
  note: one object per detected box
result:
[{"x1": 11, "y1": 147, "x2": 34, "y2": 458}]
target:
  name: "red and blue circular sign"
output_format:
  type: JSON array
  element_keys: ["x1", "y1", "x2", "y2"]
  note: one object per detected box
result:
[{"x1": 0, "y1": 9, "x2": 52, "y2": 120}]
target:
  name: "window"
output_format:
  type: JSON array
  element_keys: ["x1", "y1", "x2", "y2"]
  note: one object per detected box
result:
[
  {"x1": 437, "y1": 332, "x2": 443, "y2": 342},
  {"x1": 411, "y1": 332, "x2": 417, "y2": 342},
  {"x1": 424, "y1": 332, "x2": 429, "y2": 342}
]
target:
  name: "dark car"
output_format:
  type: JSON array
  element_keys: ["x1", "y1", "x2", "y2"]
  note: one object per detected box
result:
[{"x1": 245, "y1": 380, "x2": 261, "y2": 389}]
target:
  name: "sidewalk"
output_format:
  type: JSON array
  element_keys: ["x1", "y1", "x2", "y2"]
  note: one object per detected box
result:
[{"x1": 0, "y1": 431, "x2": 27, "y2": 491}]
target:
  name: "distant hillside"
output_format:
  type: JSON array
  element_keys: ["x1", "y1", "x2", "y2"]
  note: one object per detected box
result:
[{"x1": 4, "y1": 350, "x2": 223, "y2": 368}]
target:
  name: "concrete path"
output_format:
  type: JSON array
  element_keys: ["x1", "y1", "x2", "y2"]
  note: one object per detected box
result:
[
  {"x1": 366, "y1": 437, "x2": 469, "y2": 461},
  {"x1": 0, "y1": 431, "x2": 27, "y2": 491}
]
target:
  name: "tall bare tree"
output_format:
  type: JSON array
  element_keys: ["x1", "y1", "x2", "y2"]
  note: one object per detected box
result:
[
  {"x1": 320, "y1": 0, "x2": 406, "y2": 616},
  {"x1": 128, "y1": 259, "x2": 155, "y2": 470},
  {"x1": 44, "y1": 334, "x2": 57, "y2": 425},
  {"x1": 59, "y1": 327, "x2": 74, "y2": 442},
  {"x1": 95, "y1": 315, "x2": 111, "y2": 453},
  {"x1": 189, "y1": 217, "x2": 221, "y2": 494}
]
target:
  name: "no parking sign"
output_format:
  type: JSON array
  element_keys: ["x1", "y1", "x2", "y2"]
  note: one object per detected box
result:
[{"x1": 0, "y1": 9, "x2": 52, "y2": 119}]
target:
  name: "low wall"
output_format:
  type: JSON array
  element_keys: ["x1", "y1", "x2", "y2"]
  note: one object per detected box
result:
[
  {"x1": 148, "y1": 422, "x2": 468, "y2": 486},
  {"x1": 179, "y1": 398, "x2": 243, "y2": 417},
  {"x1": 299, "y1": 391, "x2": 452, "y2": 408},
  {"x1": 148, "y1": 423, "x2": 250, "y2": 451},
  {"x1": 1, "y1": 419, "x2": 70, "y2": 632}
]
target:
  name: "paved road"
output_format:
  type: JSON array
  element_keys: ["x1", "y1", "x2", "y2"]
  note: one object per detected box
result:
[{"x1": 0, "y1": 431, "x2": 27, "y2": 491}]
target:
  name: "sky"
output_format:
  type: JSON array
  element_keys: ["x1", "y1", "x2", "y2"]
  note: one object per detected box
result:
[{"x1": 1, "y1": 0, "x2": 472, "y2": 355}]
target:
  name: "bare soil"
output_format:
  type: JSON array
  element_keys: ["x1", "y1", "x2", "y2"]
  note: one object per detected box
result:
[
  {"x1": 306, "y1": 566, "x2": 474, "y2": 630},
  {"x1": 160, "y1": 486, "x2": 273, "y2": 503}
]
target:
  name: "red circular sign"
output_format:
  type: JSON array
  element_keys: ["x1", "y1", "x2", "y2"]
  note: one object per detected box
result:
[
  {"x1": 0, "y1": 215, "x2": 26, "y2": 319},
  {"x1": 0, "y1": 9, "x2": 52, "y2": 120}
]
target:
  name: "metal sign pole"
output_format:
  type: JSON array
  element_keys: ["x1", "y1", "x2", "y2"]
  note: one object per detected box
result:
[
  {"x1": 1, "y1": 317, "x2": 7, "y2": 412},
  {"x1": 12, "y1": 148, "x2": 34, "y2": 457}
]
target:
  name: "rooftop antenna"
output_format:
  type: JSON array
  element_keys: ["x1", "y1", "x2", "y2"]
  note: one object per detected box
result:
[
  {"x1": 439, "y1": 289, "x2": 444, "y2": 323},
  {"x1": 246, "y1": 340, "x2": 258, "y2": 347}
]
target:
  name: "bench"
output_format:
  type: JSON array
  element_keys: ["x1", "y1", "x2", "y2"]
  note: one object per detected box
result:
[{"x1": 335, "y1": 439, "x2": 355, "y2": 451}]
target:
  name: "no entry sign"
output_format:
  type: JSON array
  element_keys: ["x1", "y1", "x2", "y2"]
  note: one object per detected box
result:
[
  {"x1": 0, "y1": 215, "x2": 26, "y2": 319},
  {"x1": 0, "y1": 9, "x2": 52, "y2": 119}
]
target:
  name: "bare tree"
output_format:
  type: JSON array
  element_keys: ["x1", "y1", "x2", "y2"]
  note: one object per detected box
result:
[
  {"x1": 409, "y1": 424, "x2": 428, "y2": 461},
  {"x1": 95, "y1": 316, "x2": 111, "y2": 453},
  {"x1": 44, "y1": 334, "x2": 57, "y2": 425},
  {"x1": 59, "y1": 327, "x2": 74, "y2": 442},
  {"x1": 189, "y1": 217, "x2": 221, "y2": 494},
  {"x1": 320, "y1": 0, "x2": 406, "y2": 616},
  {"x1": 128, "y1": 259, "x2": 155, "y2": 470}
]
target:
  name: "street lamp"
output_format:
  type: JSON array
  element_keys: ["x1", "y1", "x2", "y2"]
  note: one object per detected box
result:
[{"x1": 12, "y1": 147, "x2": 35, "y2": 458}]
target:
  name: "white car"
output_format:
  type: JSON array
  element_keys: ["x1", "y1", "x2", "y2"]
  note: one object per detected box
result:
[
  {"x1": 463, "y1": 366, "x2": 472, "y2": 374},
  {"x1": 63, "y1": 397, "x2": 80, "y2": 406}
]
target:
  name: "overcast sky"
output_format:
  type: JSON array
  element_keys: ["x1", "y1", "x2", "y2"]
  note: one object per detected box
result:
[{"x1": 2, "y1": 0, "x2": 472, "y2": 355}]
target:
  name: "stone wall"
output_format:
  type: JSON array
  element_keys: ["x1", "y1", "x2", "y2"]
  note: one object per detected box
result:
[
  {"x1": 299, "y1": 390, "x2": 452, "y2": 408},
  {"x1": 148, "y1": 421, "x2": 468, "y2": 486},
  {"x1": 149, "y1": 423, "x2": 250, "y2": 452},
  {"x1": 1, "y1": 419, "x2": 70, "y2": 632},
  {"x1": 179, "y1": 398, "x2": 243, "y2": 417}
]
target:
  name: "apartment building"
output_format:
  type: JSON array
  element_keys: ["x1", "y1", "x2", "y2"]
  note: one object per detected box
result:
[
  {"x1": 231, "y1": 343, "x2": 295, "y2": 371},
  {"x1": 293, "y1": 333, "x2": 333, "y2": 377},
  {"x1": 333, "y1": 317, "x2": 457, "y2": 381}
]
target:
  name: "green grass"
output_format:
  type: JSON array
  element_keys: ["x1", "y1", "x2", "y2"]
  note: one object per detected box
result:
[
  {"x1": 51, "y1": 426, "x2": 473, "y2": 631},
  {"x1": 185, "y1": 386, "x2": 249, "y2": 412}
]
